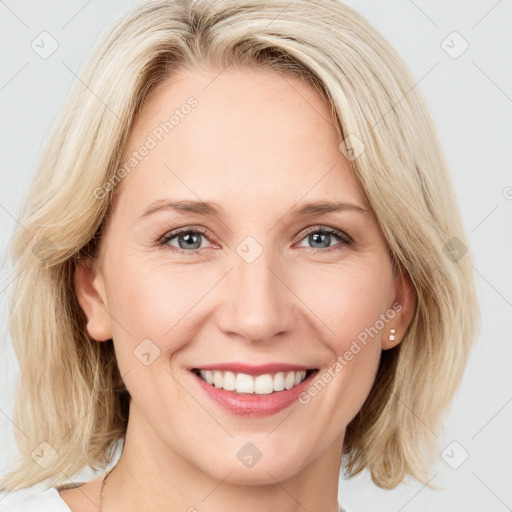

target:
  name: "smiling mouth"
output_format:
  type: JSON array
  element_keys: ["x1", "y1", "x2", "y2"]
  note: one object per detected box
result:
[{"x1": 192, "y1": 368, "x2": 318, "y2": 395}]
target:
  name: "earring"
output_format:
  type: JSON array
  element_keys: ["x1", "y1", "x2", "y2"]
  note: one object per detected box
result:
[{"x1": 388, "y1": 328, "x2": 396, "y2": 342}]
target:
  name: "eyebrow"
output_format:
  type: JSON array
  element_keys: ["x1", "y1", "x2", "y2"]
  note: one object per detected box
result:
[{"x1": 137, "y1": 199, "x2": 367, "y2": 221}]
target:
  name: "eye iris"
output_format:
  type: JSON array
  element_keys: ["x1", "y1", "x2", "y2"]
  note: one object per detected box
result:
[
  {"x1": 167, "y1": 229, "x2": 344, "y2": 252},
  {"x1": 178, "y1": 232, "x2": 202, "y2": 250},
  {"x1": 309, "y1": 231, "x2": 331, "y2": 249}
]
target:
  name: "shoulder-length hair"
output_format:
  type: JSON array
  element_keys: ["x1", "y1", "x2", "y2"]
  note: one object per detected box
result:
[{"x1": 1, "y1": 0, "x2": 479, "y2": 491}]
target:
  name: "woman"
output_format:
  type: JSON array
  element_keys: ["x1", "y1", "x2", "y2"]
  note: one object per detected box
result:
[{"x1": 0, "y1": 0, "x2": 479, "y2": 511}]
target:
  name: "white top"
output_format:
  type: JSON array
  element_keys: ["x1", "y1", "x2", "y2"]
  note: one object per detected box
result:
[
  {"x1": 0, "y1": 481, "x2": 77, "y2": 511},
  {"x1": 0, "y1": 481, "x2": 350, "y2": 511}
]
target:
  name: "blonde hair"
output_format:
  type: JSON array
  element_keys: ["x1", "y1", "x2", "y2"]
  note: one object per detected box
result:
[{"x1": 1, "y1": 0, "x2": 479, "y2": 491}]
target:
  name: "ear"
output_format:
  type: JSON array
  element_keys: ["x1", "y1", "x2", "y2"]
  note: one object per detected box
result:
[
  {"x1": 382, "y1": 265, "x2": 416, "y2": 350},
  {"x1": 74, "y1": 258, "x2": 113, "y2": 342}
]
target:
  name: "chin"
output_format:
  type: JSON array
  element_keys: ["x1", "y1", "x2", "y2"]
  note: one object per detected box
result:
[
  {"x1": 221, "y1": 463, "x2": 306, "y2": 486},
  {"x1": 193, "y1": 443, "x2": 312, "y2": 486}
]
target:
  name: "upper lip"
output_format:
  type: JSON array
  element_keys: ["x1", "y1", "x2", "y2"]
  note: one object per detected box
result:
[{"x1": 191, "y1": 363, "x2": 317, "y2": 376}]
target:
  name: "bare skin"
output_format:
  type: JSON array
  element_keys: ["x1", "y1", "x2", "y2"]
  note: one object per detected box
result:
[
  {"x1": 63, "y1": 65, "x2": 415, "y2": 512},
  {"x1": 58, "y1": 477, "x2": 103, "y2": 512}
]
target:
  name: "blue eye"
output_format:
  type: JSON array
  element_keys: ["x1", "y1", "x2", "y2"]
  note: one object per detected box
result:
[
  {"x1": 159, "y1": 225, "x2": 352, "y2": 256},
  {"x1": 296, "y1": 227, "x2": 352, "y2": 251},
  {"x1": 159, "y1": 227, "x2": 212, "y2": 256}
]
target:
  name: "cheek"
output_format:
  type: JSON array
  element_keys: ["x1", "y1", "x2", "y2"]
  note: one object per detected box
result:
[
  {"x1": 292, "y1": 260, "x2": 392, "y2": 413},
  {"x1": 294, "y1": 258, "x2": 393, "y2": 348},
  {"x1": 105, "y1": 257, "x2": 211, "y2": 359},
  {"x1": 103, "y1": 264, "x2": 196, "y2": 409}
]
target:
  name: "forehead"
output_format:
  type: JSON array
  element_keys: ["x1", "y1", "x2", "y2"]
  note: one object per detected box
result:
[{"x1": 112, "y1": 66, "x2": 369, "y2": 218}]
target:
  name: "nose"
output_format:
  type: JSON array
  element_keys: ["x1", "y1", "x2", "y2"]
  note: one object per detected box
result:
[{"x1": 216, "y1": 249, "x2": 296, "y2": 344}]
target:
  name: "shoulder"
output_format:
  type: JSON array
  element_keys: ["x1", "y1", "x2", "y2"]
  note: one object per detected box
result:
[{"x1": 0, "y1": 482, "x2": 73, "y2": 511}]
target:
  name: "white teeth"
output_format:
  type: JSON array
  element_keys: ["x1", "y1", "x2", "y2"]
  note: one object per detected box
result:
[
  {"x1": 198, "y1": 369, "x2": 309, "y2": 394},
  {"x1": 213, "y1": 371, "x2": 223, "y2": 388},
  {"x1": 284, "y1": 371, "x2": 295, "y2": 390},
  {"x1": 223, "y1": 371, "x2": 236, "y2": 391},
  {"x1": 204, "y1": 370, "x2": 214, "y2": 385},
  {"x1": 254, "y1": 374, "x2": 274, "y2": 394},
  {"x1": 236, "y1": 373, "x2": 254, "y2": 393},
  {"x1": 273, "y1": 372, "x2": 285, "y2": 391}
]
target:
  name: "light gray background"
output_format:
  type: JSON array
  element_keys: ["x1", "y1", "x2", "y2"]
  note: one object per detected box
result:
[{"x1": 1, "y1": 1, "x2": 511, "y2": 511}]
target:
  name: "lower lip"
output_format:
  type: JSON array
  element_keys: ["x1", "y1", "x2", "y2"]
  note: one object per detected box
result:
[{"x1": 191, "y1": 370, "x2": 319, "y2": 417}]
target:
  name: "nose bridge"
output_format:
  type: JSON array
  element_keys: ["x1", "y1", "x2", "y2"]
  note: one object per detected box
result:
[{"x1": 218, "y1": 241, "x2": 295, "y2": 342}]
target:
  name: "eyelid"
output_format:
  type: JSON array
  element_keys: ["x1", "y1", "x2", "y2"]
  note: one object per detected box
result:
[
  {"x1": 294, "y1": 225, "x2": 353, "y2": 245},
  {"x1": 159, "y1": 224, "x2": 354, "y2": 255},
  {"x1": 158, "y1": 226, "x2": 216, "y2": 255},
  {"x1": 158, "y1": 225, "x2": 212, "y2": 244}
]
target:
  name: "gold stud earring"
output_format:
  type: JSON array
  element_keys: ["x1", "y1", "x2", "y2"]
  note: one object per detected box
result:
[{"x1": 388, "y1": 328, "x2": 396, "y2": 342}]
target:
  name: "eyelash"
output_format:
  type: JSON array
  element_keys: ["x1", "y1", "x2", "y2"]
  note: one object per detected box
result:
[{"x1": 158, "y1": 225, "x2": 353, "y2": 257}]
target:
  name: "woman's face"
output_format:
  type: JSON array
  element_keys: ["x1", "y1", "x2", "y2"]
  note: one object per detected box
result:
[{"x1": 76, "y1": 66, "x2": 414, "y2": 484}]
